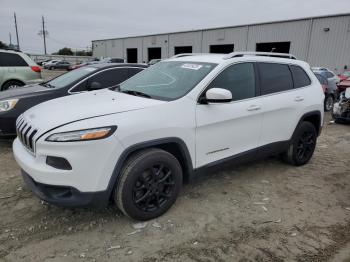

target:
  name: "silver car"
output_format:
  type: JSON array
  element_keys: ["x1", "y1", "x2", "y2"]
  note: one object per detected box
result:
[{"x1": 0, "y1": 50, "x2": 42, "y2": 91}]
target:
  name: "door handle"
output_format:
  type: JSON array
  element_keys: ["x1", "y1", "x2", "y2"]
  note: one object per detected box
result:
[
  {"x1": 294, "y1": 96, "x2": 304, "y2": 102},
  {"x1": 247, "y1": 105, "x2": 261, "y2": 111}
]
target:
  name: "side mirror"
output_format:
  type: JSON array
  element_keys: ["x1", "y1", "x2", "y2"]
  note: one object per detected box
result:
[
  {"x1": 345, "y1": 87, "x2": 350, "y2": 99},
  {"x1": 204, "y1": 88, "x2": 232, "y2": 103},
  {"x1": 88, "y1": 81, "x2": 103, "y2": 90}
]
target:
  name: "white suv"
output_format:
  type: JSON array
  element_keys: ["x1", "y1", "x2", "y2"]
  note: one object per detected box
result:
[{"x1": 13, "y1": 52, "x2": 324, "y2": 221}]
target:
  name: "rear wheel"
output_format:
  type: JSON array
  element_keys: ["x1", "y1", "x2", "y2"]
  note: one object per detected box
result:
[
  {"x1": 1, "y1": 80, "x2": 24, "y2": 91},
  {"x1": 324, "y1": 95, "x2": 334, "y2": 111},
  {"x1": 282, "y1": 122, "x2": 317, "y2": 166},
  {"x1": 115, "y1": 148, "x2": 183, "y2": 221}
]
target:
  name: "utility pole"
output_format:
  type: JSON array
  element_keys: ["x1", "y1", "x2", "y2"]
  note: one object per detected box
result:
[
  {"x1": 42, "y1": 16, "x2": 47, "y2": 54},
  {"x1": 14, "y1": 12, "x2": 20, "y2": 50},
  {"x1": 9, "y1": 32, "x2": 12, "y2": 45}
]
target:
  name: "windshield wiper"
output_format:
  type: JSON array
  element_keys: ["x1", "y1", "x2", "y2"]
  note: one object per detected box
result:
[
  {"x1": 120, "y1": 89, "x2": 152, "y2": 98},
  {"x1": 41, "y1": 82, "x2": 54, "y2": 88},
  {"x1": 109, "y1": 84, "x2": 120, "y2": 91}
]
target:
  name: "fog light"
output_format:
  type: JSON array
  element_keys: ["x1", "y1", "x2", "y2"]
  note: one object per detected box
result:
[{"x1": 46, "y1": 156, "x2": 72, "y2": 170}]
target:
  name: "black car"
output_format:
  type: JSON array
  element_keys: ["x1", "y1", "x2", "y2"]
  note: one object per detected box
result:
[{"x1": 0, "y1": 63, "x2": 147, "y2": 138}]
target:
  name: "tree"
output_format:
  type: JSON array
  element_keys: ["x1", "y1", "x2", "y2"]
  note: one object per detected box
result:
[
  {"x1": 56, "y1": 47, "x2": 73, "y2": 55},
  {"x1": 0, "y1": 41, "x2": 9, "y2": 49}
]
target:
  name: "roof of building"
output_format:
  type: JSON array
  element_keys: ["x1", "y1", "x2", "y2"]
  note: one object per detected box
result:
[{"x1": 92, "y1": 12, "x2": 350, "y2": 42}]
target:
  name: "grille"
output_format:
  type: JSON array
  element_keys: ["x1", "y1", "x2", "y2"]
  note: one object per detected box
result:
[{"x1": 16, "y1": 116, "x2": 38, "y2": 154}]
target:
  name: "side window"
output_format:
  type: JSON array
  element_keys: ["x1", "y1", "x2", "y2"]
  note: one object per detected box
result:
[
  {"x1": 290, "y1": 65, "x2": 311, "y2": 88},
  {"x1": 207, "y1": 63, "x2": 256, "y2": 101},
  {"x1": 128, "y1": 68, "x2": 144, "y2": 78},
  {"x1": 315, "y1": 74, "x2": 327, "y2": 85},
  {"x1": 71, "y1": 79, "x2": 88, "y2": 93},
  {"x1": 259, "y1": 63, "x2": 293, "y2": 95},
  {"x1": 0, "y1": 52, "x2": 28, "y2": 67},
  {"x1": 87, "y1": 68, "x2": 129, "y2": 88}
]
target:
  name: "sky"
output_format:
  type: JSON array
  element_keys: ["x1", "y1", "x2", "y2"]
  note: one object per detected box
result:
[{"x1": 1, "y1": 0, "x2": 350, "y2": 54}]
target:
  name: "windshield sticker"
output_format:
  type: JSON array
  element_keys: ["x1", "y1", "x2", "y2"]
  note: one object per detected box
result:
[
  {"x1": 181, "y1": 64, "x2": 203, "y2": 70},
  {"x1": 84, "y1": 67, "x2": 97, "y2": 72}
]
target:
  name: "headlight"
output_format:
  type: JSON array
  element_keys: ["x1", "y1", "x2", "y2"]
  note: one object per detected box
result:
[
  {"x1": 46, "y1": 126, "x2": 117, "y2": 142},
  {"x1": 0, "y1": 99, "x2": 19, "y2": 112}
]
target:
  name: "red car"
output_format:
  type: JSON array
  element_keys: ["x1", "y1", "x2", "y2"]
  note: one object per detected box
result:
[
  {"x1": 338, "y1": 70, "x2": 350, "y2": 81},
  {"x1": 338, "y1": 79, "x2": 350, "y2": 93}
]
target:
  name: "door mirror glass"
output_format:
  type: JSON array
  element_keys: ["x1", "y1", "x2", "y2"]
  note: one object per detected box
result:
[
  {"x1": 345, "y1": 87, "x2": 350, "y2": 99},
  {"x1": 205, "y1": 88, "x2": 232, "y2": 103},
  {"x1": 88, "y1": 81, "x2": 103, "y2": 90}
]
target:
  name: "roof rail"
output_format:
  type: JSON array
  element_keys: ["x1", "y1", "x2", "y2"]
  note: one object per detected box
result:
[
  {"x1": 223, "y1": 51, "x2": 297, "y2": 60},
  {"x1": 170, "y1": 53, "x2": 215, "y2": 59}
]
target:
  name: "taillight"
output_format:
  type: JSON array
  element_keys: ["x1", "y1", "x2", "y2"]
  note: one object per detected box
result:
[
  {"x1": 31, "y1": 66, "x2": 41, "y2": 73},
  {"x1": 321, "y1": 85, "x2": 326, "y2": 93}
]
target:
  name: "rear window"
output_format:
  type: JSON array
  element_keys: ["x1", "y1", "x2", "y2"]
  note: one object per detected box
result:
[
  {"x1": 0, "y1": 52, "x2": 28, "y2": 67},
  {"x1": 315, "y1": 74, "x2": 328, "y2": 85},
  {"x1": 290, "y1": 65, "x2": 311, "y2": 88},
  {"x1": 258, "y1": 63, "x2": 293, "y2": 95}
]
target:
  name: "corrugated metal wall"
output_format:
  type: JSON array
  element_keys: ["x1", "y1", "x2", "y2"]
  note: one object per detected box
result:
[
  {"x1": 308, "y1": 15, "x2": 350, "y2": 72},
  {"x1": 246, "y1": 20, "x2": 311, "y2": 60},
  {"x1": 92, "y1": 14, "x2": 350, "y2": 72}
]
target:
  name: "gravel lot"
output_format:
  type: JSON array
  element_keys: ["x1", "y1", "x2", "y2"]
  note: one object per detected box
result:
[{"x1": 0, "y1": 70, "x2": 350, "y2": 261}]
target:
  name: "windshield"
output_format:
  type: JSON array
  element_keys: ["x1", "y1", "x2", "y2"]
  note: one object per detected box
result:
[
  {"x1": 45, "y1": 67, "x2": 97, "y2": 88},
  {"x1": 119, "y1": 61, "x2": 217, "y2": 100}
]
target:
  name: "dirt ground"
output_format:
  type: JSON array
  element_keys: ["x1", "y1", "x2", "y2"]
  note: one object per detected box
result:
[{"x1": 1, "y1": 70, "x2": 350, "y2": 261}]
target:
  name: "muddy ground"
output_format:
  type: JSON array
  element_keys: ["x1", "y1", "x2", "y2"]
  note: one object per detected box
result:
[{"x1": 1, "y1": 70, "x2": 350, "y2": 261}]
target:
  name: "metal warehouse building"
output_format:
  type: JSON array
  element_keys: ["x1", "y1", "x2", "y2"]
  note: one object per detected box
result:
[{"x1": 92, "y1": 13, "x2": 350, "y2": 73}]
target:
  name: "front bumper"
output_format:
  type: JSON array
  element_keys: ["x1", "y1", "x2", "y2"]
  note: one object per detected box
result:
[
  {"x1": 21, "y1": 170, "x2": 109, "y2": 207},
  {"x1": 13, "y1": 133, "x2": 124, "y2": 193}
]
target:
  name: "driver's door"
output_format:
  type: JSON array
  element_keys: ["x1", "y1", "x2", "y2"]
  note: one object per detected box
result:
[{"x1": 195, "y1": 62, "x2": 263, "y2": 168}]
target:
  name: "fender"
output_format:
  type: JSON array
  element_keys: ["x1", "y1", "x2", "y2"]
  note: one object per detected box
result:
[
  {"x1": 292, "y1": 110, "x2": 322, "y2": 138},
  {"x1": 104, "y1": 137, "x2": 194, "y2": 201}
]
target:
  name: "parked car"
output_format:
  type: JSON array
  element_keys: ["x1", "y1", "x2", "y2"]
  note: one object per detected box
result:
[
  {"x1": 37, "y1": 59, "x2": 52, "y2": 66},
  {"x1": 148, "y1": 59, "x2": 162, "y2": 66},
  {"x1": 47, "y1": 61, "x2": 71, "y2": 70},
  {"x1": 0, "y1": 49, "x2": 42, "y2": 91},
  {"x1": 13, "y1": 52, "x2": 324, "y2": 221},
  {"x1": 68, "y1": 61, "x2": 100, "y2": 71},
  {"x1": 337, "y1": 79, "x2": 350, "y2": 93},
  {"x1": 100, "y1": 57, "x2": 125, "y2": 63},
  {"x1": 338, "y1": 70, "x2": 350, "y2": 82},
  {"x1": 43, "y1": 60, "x2": 61, "y2": 69},
  {"x1": 314, "y1": 73, "x2": 337, "y2": 111},
  {"x1": 312, "y1": 67, "x2": 340, "y2": 83},
  {"x1": 0, "y1": 63, "x2": 147, "y2": 138},
  {"x1": 332, "y1": 87, "x2": 350, "y2": 124}
]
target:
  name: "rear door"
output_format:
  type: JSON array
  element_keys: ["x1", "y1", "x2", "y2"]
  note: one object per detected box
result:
[
  {"x1": 195, "y1": 62, "x2": 263, "y2": 167},
  {"x1": 257, "y1": 63, "x2": 311, "y2": 147},
  {"x1": 0, "y1": 52, "x2": 28, "y2": 83}
]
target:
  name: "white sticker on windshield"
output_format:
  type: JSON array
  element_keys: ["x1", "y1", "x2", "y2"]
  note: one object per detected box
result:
[
  {"x1": 84, "y1": 67, "x2": 97, "y2": 72},
  {"x1": 181, "y1": 64, "x2": 203, "y2": 70}
]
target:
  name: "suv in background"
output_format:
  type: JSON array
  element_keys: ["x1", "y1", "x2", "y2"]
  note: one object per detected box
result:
[
  {"x1": 13, "y1": 52, "x2": 324, "y2": 221},
  {"x1": 0, "y1": 50, "x2": 42, "y2": 91},
  {"x1": 312, "y1": 67, "x2": 340, "y2": 83},
  {"x1": 314, "y1": 73, "x2": 337, "y2": 111}
]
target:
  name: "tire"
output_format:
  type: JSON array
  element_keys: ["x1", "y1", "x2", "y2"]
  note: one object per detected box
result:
[
  {"x1": 115, "y1": 148, "x2": 183, "y2": 221},
  {"x1": 1, "y1": 80, "x2": 24, "y2": 91},
  {"x1": 282, "y1": 122, "x2": 317, "y2": 166},
  {"x1": 324, "y1": 95, "x2": 334, "y2": 111}
]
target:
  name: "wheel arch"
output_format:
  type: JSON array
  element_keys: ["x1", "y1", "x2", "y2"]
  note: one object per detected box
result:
[
  {"x1": 1, "y1": 79, "x2": 25, "y2": 90},
  {"x1": 294, "y1": 111, "x2": 322, "y2": 137},
  {"x1": 106, "y1": 137, "x2": 194, "y2": 201}
]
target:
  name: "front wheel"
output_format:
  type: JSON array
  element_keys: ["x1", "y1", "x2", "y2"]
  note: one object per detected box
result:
[
  {"x1": 282, "y1": 122, "x2": 317, "y2": 166},
  {"x1": 115, "y1": 148, "x2": 183, "y2": 221}
]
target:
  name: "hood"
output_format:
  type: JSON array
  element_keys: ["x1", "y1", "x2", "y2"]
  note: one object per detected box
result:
[
  {"x1": 21, "y1": 89, "x2": 166, "y2": 133},
  {"x1": 0, "y1": 84, "x2": 52, "y2": 100}
]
